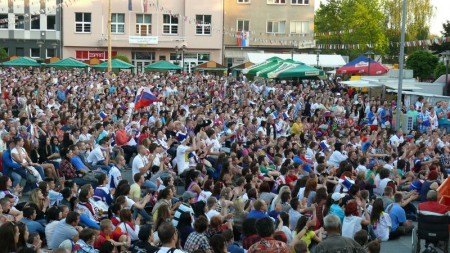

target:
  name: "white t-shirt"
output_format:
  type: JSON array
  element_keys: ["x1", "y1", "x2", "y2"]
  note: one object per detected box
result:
[
  {"x1": 132, "y1": 154, "x2": 149, "y2": 177},
  {"x1": 389, "y1": 135, "x2": 404, "y2": 148},
  {"x1": 11, "y1": 147, "x2": 27, "y2": 163},
  {"x1": 197, "y1": 190, "x2": 212, "y2": 203},
  {"x1": 342, "y1": 215, "x2": 363, "y2": 239},
  {"x1": 156, "y1": 247, "x2": 187, "y2": 253},
  {"x1": 86, "y1": 146, "x2": 105, "y2": 165},
  {"x1": 125, "y1": 196, "x2": 136, "y2": 209},
  {"x1": 373, "y1": 212, "x2": 392, "y2": 241},
  {"x1": 377, "y1": 178, "x2": 391, "y2": 196},
  {"x1": 206, "y1": 209, "x2": 221, "y2": 221},
  {"x1": 175, "y1": 145, "x2": 190, "y2": 175},
  {"x1": 108, "y1": 165, "x2": 122, "y2": 189}
]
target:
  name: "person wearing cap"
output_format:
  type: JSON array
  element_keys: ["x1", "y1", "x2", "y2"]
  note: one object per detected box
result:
[
  {"x1": 172, "y1": 191, "x2": 196, "y2": 227},
  {"x1": 329, "y1": 192, "x2": 345, "y2": 223},
  {"x1": 314, "y1": 214, "x2": 365, "y2": 253}
]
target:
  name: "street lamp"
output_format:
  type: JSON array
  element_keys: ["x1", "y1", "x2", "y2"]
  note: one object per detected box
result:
[
  {"x1": 181, "y1": 45, "x2": 186, "y2": 73},
  {"x1": 316, "y1": 49, "x2": 321, "y2": 68},
  {"x1": 175, "y1": 46, "x2": 179, "y2": 65},
  {"x1": 365, "y1": 50, "x2": 374, "y2": 76},
  {"x1": 441, "y1": 50, "x2": 450, "y2": 95}
]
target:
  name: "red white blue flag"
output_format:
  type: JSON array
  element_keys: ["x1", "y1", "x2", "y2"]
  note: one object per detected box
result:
[{"x1": 134, "y1": 87, "x2": 160, "y2": 110}]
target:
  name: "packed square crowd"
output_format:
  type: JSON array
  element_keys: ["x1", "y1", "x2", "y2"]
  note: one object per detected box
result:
[{"x1": 0, "y1": 68, "x2": 448, "y2": 253}]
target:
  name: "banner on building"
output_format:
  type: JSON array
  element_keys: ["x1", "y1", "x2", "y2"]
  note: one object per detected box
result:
[
  {"x1": 237, "y1": 31, "x2": 249, "y2": 47},
  {"x1": 128, "y1": 36, "x2": 159, "y2": 45}
]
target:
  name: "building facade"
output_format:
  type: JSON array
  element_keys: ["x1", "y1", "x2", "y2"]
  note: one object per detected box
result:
[
  {"x1": 224, "y1": 0, "x2": 315, "y2": 68},
  {"x1": 0, "y1": 0, "x2": 62, "y2": 60},
  {"x1": 62, "y1": 0, "x2": 223, "y2": 73}
]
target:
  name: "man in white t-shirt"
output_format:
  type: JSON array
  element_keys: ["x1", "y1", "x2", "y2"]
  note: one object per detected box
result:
[
  {"x1": 86, "y1": 137, "x2": 111, "y2": 172},
  {"x1": 389, "y1": 129, "x2": 404, "y2": 149},
  {"x1": 132, "y1": 145, "x2": 157, "y2": 190},
  {"x1": 174, "y1": 135, "x2": 196, "y2": 176}
]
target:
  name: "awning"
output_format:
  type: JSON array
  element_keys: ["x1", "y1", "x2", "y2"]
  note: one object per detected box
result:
[
  {"x1": 247, "y1": 53, "x2": 346, "y2": 68},
  {"x1": 384, "y1": 83, "x2": 422, "y2": 91},
  {"x1": 340, "y1": 80, "x2": 382, "y2": 88}
]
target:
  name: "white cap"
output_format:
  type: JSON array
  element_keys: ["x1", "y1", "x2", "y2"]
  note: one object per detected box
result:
[{"x1": 331, "y1": 192, "x2": 345, "y2": 201}]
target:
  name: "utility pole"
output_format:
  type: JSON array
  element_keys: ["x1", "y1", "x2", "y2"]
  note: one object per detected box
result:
[
  {"x1": 395, "y1": 0, "x2": 407, "y2": 130},
  {"x1": 107, "y1": 0, "x2": 112, "y2": 72}
]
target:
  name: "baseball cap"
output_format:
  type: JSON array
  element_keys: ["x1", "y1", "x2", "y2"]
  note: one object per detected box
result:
[
  {"x1": 331, "y1": 192, "x2": 346, "y2": 201},
  {"x1": 182, "y1": 191, "x2": 197, "y2": 201}
]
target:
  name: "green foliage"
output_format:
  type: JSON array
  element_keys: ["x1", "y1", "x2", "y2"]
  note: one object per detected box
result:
[
  {"x1": 315, "y1": 0, "x2": 388, "y2": 58},
  {"x1": 434, "y1": 62, "x2": 447, "y2": 79},
  {"x1": 0, "y1": 48, "x2": 8, "y2": 59},
  {"x1": 429, "y1": 21, "x2": 450, "y2": 54},
  {"x1": 405, "y1": 50, "x2": 439, "y2": 80},
  {"x1": 113, "y1": 55, "x2": 131, "y2": 63}
]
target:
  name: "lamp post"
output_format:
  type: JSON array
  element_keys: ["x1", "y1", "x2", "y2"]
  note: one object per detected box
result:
[
  {"x1": 395, "y1": 0, "x2": 407, "y2": 130},
  {"x1": 441, "y1": 50, "x2": 450, "y2": 95},
  {"x1": 365, "y1": 50, "x2": 374, "y2": 76},
  {"x1": 316, "y1": 49, "x2": 321, "y2": 68},
  {"x1": 175, "y1": 46, "x2": 179, "y2": 65},
  {"x1": 181, "y1": 45, "x2": 186, "y2": 73}
]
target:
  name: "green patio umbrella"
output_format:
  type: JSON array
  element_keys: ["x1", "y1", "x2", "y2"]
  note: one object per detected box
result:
[
  {"x1": 144, "y1": 60, "x2": 181, "y2": 71},
  {"x1": 243, "y1": 58, "x2": 283, "y2": 76},
  {"x1": 92, "y1": 59, "x2": 134, "y2": 69},
  {"x1": 1, "y1": 57, "x2": 41, "y2": 67},
  {"x1": 267, "y1": 64, "x2": 325, "y2": 79},
  {"x1": 257, "y1": 60, "x2": 300, "y2": 78},
  {"x1": 46, "y1": 57, "x2": 90, "y2": 68}
]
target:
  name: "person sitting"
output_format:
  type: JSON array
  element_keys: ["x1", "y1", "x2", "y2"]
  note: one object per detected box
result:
[
  {"x1": 418, "y1": 190, "x2": 448, "y2": 215},
  {"x1": 184, "y1": 216, "x2": 212, "y2": 253},
  {"x1": 386, "y1": 192, "x2": 414, "y2": 239},
  {"x1": 314, "y1": 214, "x2": 365, "y2": 253},
  {"x1": 130, "y1": 224, "x2": 159, "y2": 253},
  {"x1": 76, "y1": 228, "x2": 98, "y2": 253},
  {"x1": 247, "y1": 217, "x2": 290, "y2": 253},
  {"x1": 94, "y1": 219, "x2": 131, "y2": 251},
  {"x1": 20, "y1": 206, "x2": 45, "y2": 236},
  {"x1": 247, "y1": 200, "x2": 270, "y2": 220},
  {"x1": 157, "y1": 221, "x2": 187, "y2": 253}
]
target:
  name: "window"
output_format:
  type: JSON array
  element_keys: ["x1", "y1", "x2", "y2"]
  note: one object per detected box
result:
[
  {"x1": 237, "y1": 20, "x2": 250, "y2": 31},
  {"x1": 75, "y1": 12, "x2": 91, "y2": 33},
  {"x1": 163, "y1": 14, "x2": 178, "y2": 35},
  {"x1": 290, "y1": 21, "x2": 309, "y2": 34},
  {"x1": 237, "y1": 0, "x2": 250, "y2": 3},
  {"x1": 47, "y1": 15, "x2": 56, "y2": 30},
  {"x1": 195, "y1": 15, "x2": 211, "y2": 35},
  {"x1": 0, "y1": 14, "x2": 8, "y2": 29},
  {"x1": 31, "y1": 15, "x2": 40, "y2": 29},
  {"x1": 267, "y1": 21, "x2": 286, "y2": 33},
  {"x1": 16, "y1": 47, "x2": 24, "y2": 56},
  {"x1": 197, "y1": 53, "x2": 210, "y2": 61},
  {"x1": 159, "y1": 55, "x2": 166, "y2": 61},
  {"x1": 30, "y1": 48, "x2": 40, "y2": 58},
  {"x1": 291, "y1": 0, "x2": 309, "y2": 4},
  {"x1": 46, "y1": 48, "x2": 56, "y2": 58},
  {"x1": 111, "y1": 13, "x2": 125, "y2": 33},
  {"x1": 267, "y1": 0, "x2": 285, "y2": 4},
  {"x1": 136, "y1": 14, "x2": 151, "y2": 36},
  {"x1": 15, "y1": 15, "x2": 24, "y2": 29}
]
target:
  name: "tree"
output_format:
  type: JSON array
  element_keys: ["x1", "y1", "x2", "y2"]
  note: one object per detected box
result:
[
  {"x1": 113, "y1": 55, "x2": 131, "y2": 63},
  {"x1": 429, "y1": 20, "x2": 450, "y2": 54},
  {"x1": 405, "y1": 50, "x2": 438, "y2": 80},
  {"x1": 0, "y1": 48, "x2": 7, "y2": 59},
  {"x1": 434, "y1": 62, "x2": 446, "y2": 79},
  {"x1": 381, "y1": 0, "x2": 433, "y2": 63},
  {"x1": 315, "y1": 0, "x2": 388, "y2": 58}
]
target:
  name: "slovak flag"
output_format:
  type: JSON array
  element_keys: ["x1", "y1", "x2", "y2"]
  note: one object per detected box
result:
[
  {"x1": 134, "y1": 87, "x2": 160, "y2": 110},
  {"x1": 99, "y1": 111, "x2": 107, "y2": 120},
  {"x1": 237, "y1": 31, "x2": 249, "y2": 47},
  {"x1": 282, "y1": 112, "x2": 289, "y2": 120},
  {"x1": 338, "y1": 176, "x2": 355, "y2": 192}
]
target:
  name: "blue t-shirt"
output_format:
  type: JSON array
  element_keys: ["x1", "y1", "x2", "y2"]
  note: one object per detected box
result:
[
  {"x1": 386, "y1": 203, "x2": 406, "y2": 232},
  {"x1": 330, "y1": 204, "x2": 345, "y2": 223},
  {"x1": 247, "y1": 210, "x2": 269, "y2": 220},
  {"x1": 71, "y1": 156, "x2": 88, "y2": 171}
]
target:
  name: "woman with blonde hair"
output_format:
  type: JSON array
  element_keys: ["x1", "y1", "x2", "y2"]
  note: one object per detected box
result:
[
  {"x1": 26, "y1": 188, "x2": 49, "y2": 224},
  {"x1": 232, "y1": 198, "x2": 248, "y2": 239},
  {"x1": 152, "y1": 204, "x2": 172, "y2": 245},
  {"x1": 270, "y1": 185, "x2": 291, "y2": 211}
]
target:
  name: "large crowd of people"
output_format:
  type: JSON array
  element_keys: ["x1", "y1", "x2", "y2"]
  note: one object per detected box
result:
[{"x1": 0, "y1": 67, "x2": 448, "y2": 253}]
